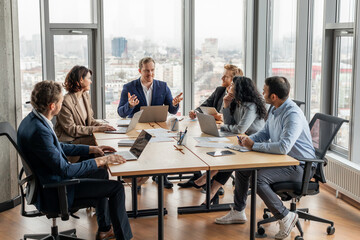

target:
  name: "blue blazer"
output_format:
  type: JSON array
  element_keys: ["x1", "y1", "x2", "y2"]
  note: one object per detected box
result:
[
  {"x1": 17, "y1": 112, "x2": 98, "y2": 212},
  {"x1": 117, "y1": 78, "x2": 180, "y2": 118}
]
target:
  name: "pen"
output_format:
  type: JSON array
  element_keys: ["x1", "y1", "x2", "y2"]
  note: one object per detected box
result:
[
  {"x1": 102, "y1": 119, "x2": 109, "y2": 123},
  {"x1": 237, "y1": 135, "x2": 242, "y2": 143}
]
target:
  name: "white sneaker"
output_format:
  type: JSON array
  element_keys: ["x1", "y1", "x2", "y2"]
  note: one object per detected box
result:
[
  {"x1": 215, "y1": 206, "x2": 247, "y2": 224},
  {"x1": 275, "y1": 212, "x2": 298, "y2": 239}
]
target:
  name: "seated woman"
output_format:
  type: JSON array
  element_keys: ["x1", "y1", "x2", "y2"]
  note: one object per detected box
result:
[
  {"x1": 189, "y1": 76, "x2": 267, "y2": 205},
  {"x1": 55, "y1": 65, "x2": 116, "y2": 163}
]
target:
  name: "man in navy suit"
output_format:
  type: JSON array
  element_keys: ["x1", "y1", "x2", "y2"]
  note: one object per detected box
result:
[
  {"x1": 18, "y1": 81, "x2": 133, "y2": 240},
  {"x1": 117, "y1": 57, "x2": 183, "y2": 118}
]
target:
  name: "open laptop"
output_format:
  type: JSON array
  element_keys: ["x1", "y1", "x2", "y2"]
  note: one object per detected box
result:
[
  {"x1": 200, "y1": 106, "x2": 218, "y2": 115},
  {"x1": 105, "y1": 110, "x2": 143, "y2": 134},
  {"x1": 138, "y1": 105, "x2": 169, "y2": 123},
  {"x1": 109, "y1": 130, "x2": 152, "y2": 161},
  {"x1": 197, "y1": 112, "x2": 236, "y2": 137}
]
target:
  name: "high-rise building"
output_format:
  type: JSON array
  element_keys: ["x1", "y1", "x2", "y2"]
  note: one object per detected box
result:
[
  {"x1": 201, "y1": 38, "x2": 218, "y2": 58},
  {"x1": 112, "y1": 37, "x2": 128, "y2": 57}
]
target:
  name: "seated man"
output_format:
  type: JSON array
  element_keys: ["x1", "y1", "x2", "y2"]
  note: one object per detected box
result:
[
  {"x1": 117, "y1": 57, "x2": 183, "y2": 188},
  {"x1": 117, "y1": 57, "x2": 183, "y2": 118},
  {"x1": 215, "y1": 76, "x2": 316, "y2": 240},
  {"x1": 18, "y1": 81, "x2": 133, "y2": 240}
]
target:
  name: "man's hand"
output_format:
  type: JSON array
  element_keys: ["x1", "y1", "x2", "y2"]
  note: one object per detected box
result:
[
  {"x1": 95, "y1": 154, "x2": 126, "y2": 167},
  {"x1": 238, "y1": 136, "x2": 254, "y2": 150},
  {"x1": 189, "y1": 110, "x2": 197, "y2": 119},
  {"x1": 172, "y1": 92, "x2": 183, "y2": 107},
  {"x1": 95, "y1": 125, "x2": 117, "y2": 132},
  {"x1": 128, "y1": 92, "x2": 139, "y2": 108},
  {"x1": 89, "y1": 145, "x2": 116, "y2": 156},
  {"x1": 223, "y1": 92, "x2": 234, "y2": 109}
]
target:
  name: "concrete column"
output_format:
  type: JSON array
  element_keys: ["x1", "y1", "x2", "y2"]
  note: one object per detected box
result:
[{"x1": 0, "y1": 0, "x2": 22, "y2": 207}]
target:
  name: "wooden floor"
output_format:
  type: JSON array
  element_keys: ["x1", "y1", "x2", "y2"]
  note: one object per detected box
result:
[{"x1": 1, "y1": 177, "x2": 360, "y2": 240}]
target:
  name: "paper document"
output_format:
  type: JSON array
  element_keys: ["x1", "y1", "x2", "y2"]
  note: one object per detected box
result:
[
  {"x1": 226, "y1": 144, "x2": 250, "y2": 152},
  {"x1": 150, "y1": 137, "x2": 174, "y2": 143},
  {"x1": 152, "y1": 132, "x2": 178, "y2": 138},
  {"x1": 194, "y1": 137, "x2": 230, "y2": 142},
  {"x1": 139, "y1": 128, "x2": 168, "y2": 134},
  {"x1": 195, "y1": 142, "x2": 232, "y2": 148},
  {"x1": 118, "y1": 139, "x2": 135, "y2": 146},
  {"x1": 117, "y1": 119, "x2": 131, "y2": 126}
]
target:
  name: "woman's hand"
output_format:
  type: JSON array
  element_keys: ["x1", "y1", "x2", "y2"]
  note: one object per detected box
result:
[{"x1": 223, "y1": 92, "x2": 234, "y2": 108}]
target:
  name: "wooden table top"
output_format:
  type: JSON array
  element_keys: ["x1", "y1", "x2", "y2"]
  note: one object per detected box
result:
[{"x1": 96, "y1": 116, "x2": 299, "y2": 176}]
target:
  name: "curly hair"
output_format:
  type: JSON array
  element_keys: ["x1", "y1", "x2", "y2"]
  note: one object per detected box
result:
[
  {"x1": 31, "y1": 80, "x2": 62, "y2": 114},
  {"x1": 63, "y1": 65, "x2": 92, "y2": 93},
  {"x1": 229, "y1": 76, "x2": 267, "y2": 119}
]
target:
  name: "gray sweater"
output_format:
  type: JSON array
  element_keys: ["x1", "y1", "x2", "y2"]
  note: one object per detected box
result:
[{"x1": 221, "y1": 102, "x2": 265, "y2": 135}]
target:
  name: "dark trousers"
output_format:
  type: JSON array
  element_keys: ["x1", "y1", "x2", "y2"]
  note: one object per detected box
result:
[
  {"x1": 213, "y1": 171, "x2": 233, "y2": 185},
  {"x1": 234, "y1": 165, "x2": 307, "y2": 220},
  {"x1": 73, "y1": 168, "x2": 133, "y2": 240}
]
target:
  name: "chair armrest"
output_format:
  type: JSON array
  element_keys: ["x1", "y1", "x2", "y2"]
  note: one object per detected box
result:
[
  {"x1": 42, "y1": 179, "x2": 80, "y2": 221},
  {"x1": 42, "y1": 179, "x2": 80, "y2": 189},
  {"x1": 297, "y1": 158, "x2": 325, "y2": 164},
  {"x1": 298, "y1": 158, "x2": 324, "y2": 195}
]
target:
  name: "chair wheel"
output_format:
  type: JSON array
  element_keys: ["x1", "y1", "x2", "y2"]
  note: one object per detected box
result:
[
  {"x1": 295, "y1": 236, "x2": 303, "y2": 240},
  {"x1": 263, "y1": 212, "x2": 272, "y2": 219},
  {"x1": 327, "y1": 226, "x2": 335, "y2": 235},
  {"x1": 257, "y1": 225, "x2": 265, "y2": 235}
]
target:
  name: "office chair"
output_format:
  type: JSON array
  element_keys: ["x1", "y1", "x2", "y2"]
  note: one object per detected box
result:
[
  {"x1": 256, "y1": 113, "x2": 348, "y2": 240},
  {"x1": 0, "y1": 122, "x2": 98, "y2": 240}
]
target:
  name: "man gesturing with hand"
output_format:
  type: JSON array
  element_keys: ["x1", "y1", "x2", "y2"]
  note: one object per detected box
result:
[{"x1": 117, "y1": 57, "x2": 183, "y2": 118}]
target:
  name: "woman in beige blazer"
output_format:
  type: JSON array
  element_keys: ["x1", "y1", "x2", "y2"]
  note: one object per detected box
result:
[{"x1": 55, "y1": 65, "x2": 115, "y2": 162}]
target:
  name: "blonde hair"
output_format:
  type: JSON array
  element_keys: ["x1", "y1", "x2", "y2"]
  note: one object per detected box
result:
[{"x1": 224, "y1": 64, "x2": 243, "y2": 77}]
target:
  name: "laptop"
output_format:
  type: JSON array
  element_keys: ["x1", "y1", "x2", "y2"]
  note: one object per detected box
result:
[
  {"x1": 200, "y1": 106, "x2": 218, "y2": 115},
  {"x1": 110, "y1": 130, "x2": 152, "y2": 161},
  {"x1": 105, "y1": 110, "x2": 143, "y2": 134},
  {"x1": 197, "y1": 112, "x2": 236, "y2": 137},
  {"x1": 138, "y1": 105, "x2": 169, "y2": 123}
]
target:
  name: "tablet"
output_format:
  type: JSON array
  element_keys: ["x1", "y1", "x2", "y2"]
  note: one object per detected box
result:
[
  {"x1": 206, "y1": 150, "x2": 235, "y2": 157},
  {"x1": 200, "y1": 106, "x2": 218, "y2": 115}
]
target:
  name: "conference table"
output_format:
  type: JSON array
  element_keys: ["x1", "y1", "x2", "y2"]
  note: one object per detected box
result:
[{"x1": 94, "y1": 117, "x2": 299, "y2": 240}]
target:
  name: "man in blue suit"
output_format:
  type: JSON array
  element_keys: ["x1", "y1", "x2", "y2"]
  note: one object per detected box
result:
[
  {"x1": 18, "y1": 81, "x2": 133, "y2": 240},
  {"x1": 117, "y1": 57, "x2": 183, "y2": 118}
]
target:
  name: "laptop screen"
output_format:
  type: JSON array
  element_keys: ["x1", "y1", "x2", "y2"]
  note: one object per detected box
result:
[{"x1": 129, "y1": 130, "x2": 152, "y2": 158}]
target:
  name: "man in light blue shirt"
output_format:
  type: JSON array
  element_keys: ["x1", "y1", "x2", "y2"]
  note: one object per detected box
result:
[{"x1": 215, "y1": 76, "x2": 316, "y2": 240}]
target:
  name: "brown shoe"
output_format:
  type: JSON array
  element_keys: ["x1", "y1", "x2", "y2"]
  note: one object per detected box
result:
[{"x1": 95, "y1": 226, "x2": 115, "y2": 240}]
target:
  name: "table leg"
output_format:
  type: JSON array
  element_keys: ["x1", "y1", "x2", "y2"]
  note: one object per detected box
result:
[
  {"x1": 205, "y1": 170, "x2": 211, "y2": 208},
  {"x1": 250, "y1": 170, "x2": 257, "y2": 240},
  {"x1": 158, "y1": 175, "x2": 164, "y2": 240},
  {"x1": 132, "y1": 177, "x2": 138, "y2": 217}
]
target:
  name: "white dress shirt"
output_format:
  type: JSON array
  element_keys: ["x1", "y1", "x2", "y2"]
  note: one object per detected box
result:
[{"x1": 141, "y1": 81, "x2": 153, "y2": 106}]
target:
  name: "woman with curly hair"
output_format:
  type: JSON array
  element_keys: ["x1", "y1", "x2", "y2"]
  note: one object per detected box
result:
[
  {"x1": 190, "y1": 76, "x2": 267, "y2": 205},
  {"x1": 55, "y1": 65, "x2": 115, "y2": 163}
]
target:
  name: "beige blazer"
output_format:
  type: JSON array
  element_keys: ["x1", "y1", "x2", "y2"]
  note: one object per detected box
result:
[{"x1": 55, "y1": 92, "x2": 101, "y2": 145}]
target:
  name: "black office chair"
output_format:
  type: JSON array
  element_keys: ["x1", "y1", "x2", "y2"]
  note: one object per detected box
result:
[
  {"x1": 0, "y1": 122, "x2": 98, "y2": 240},
  {"x1": 256, "y1": 113, "x2": 348, "y2": 240}
]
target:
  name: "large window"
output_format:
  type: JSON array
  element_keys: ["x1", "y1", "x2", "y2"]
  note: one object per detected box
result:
[
  {"x1": 193, "y1": 0, "x2": 246, "y2": 108},
  {"x1": 267, "y1": 0, "x2": 297, "y2": 97},
  {"x1": 49, "y1": 0, "x2": 93, "y2": 23},
  {"x1": 103, "y1": 0, "x2": 183, "y2": 119},
  {"x1": 310, "y1": 0, "x2": 325, "y2": 118},
  {"x1": 18, "y1": 0, "x2": 42, "y2": 118},
  {"x1": 332, "y1": 33, "x2": 353, "y2": 153},
  {"x1": 338, "y1": 0, "x2": 356, "y2": 23}
]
